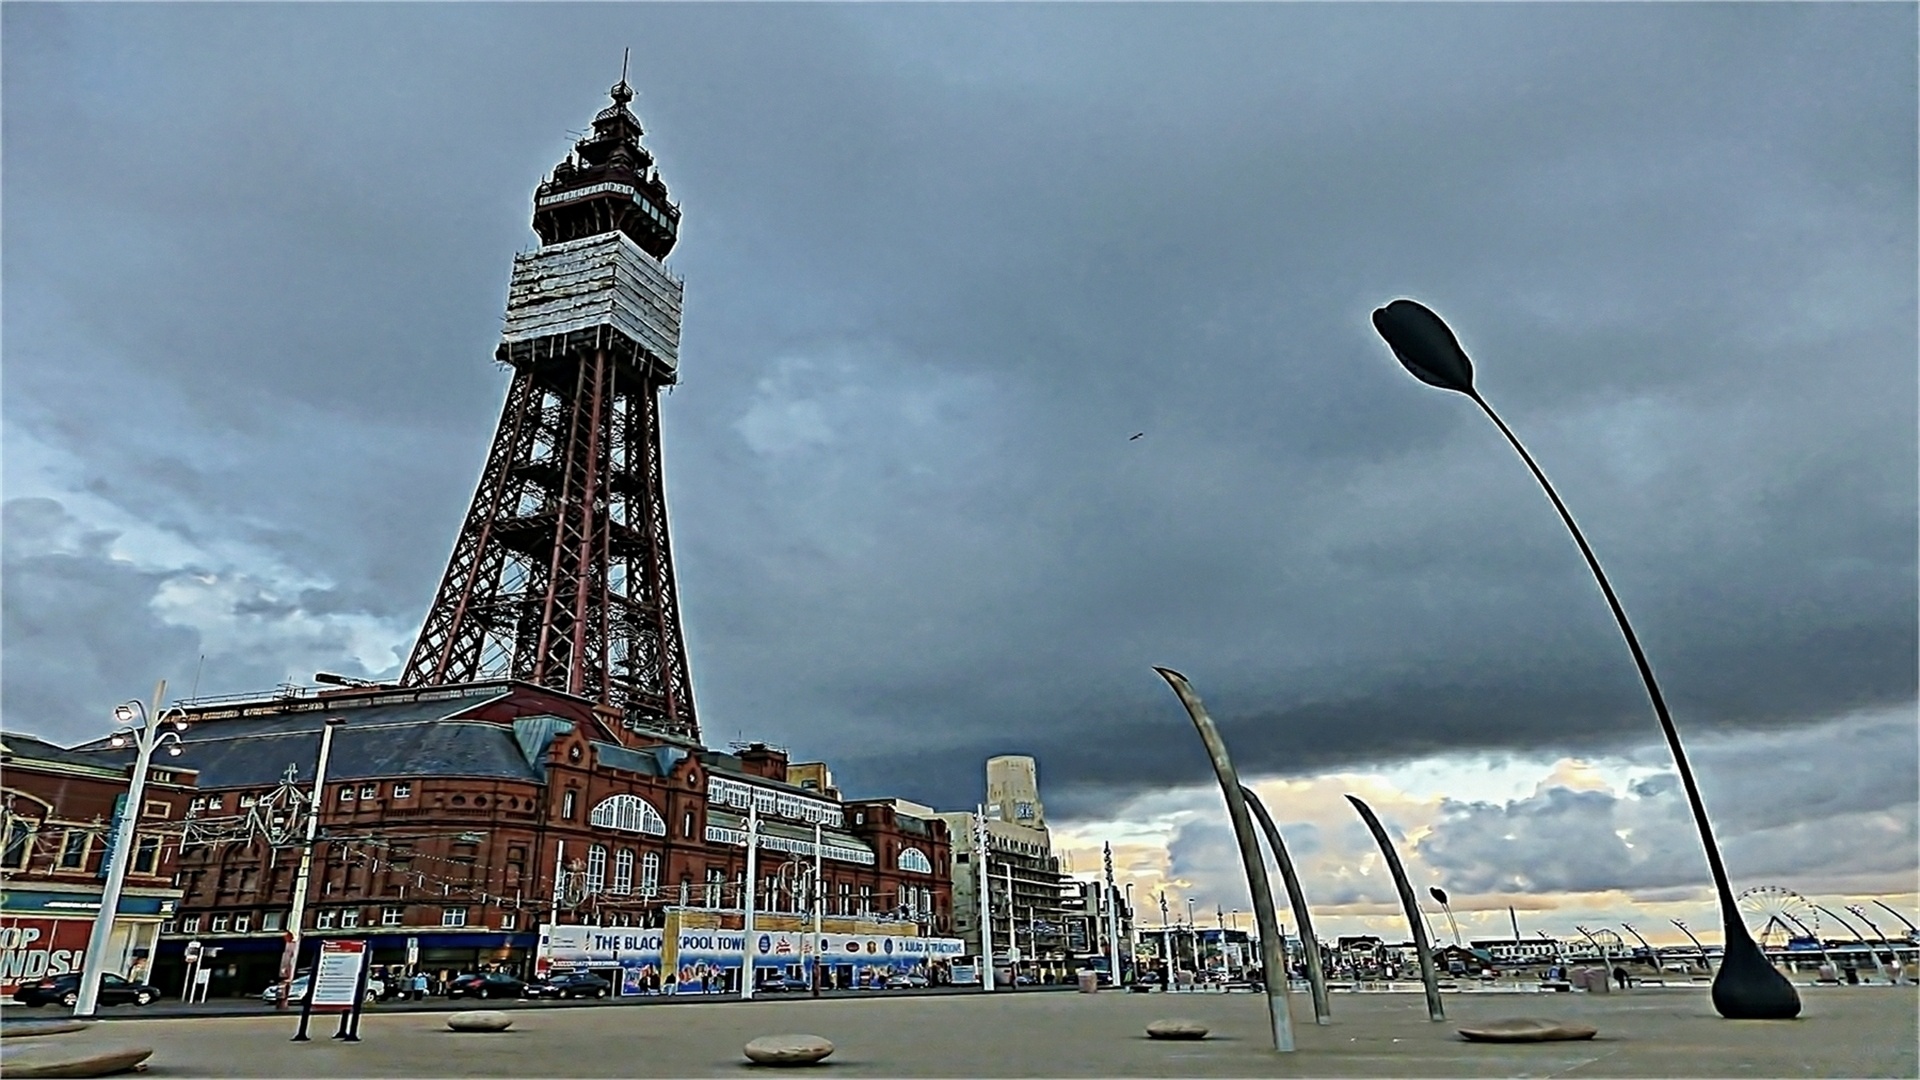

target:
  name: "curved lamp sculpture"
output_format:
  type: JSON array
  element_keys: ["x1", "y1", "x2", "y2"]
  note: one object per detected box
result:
[
  {"x1": 1429, "y1": 886, "x2": 1463, "y2": 947},
  {"x1": 1370, "y1": 298, "x2": 1799, "y2": 1020},
  {"x1": 1240, "y1": 785, "x2": 1332, "y2": 1024},
  {"x1": 1155, "y1": 667, "x2": 1296, "y2": 1052},
  {"x1": 1817, "y1": 905, "x2": 1890, "y2": 982},
  {"x1": 1872, "y1": 900, "x2": 1918, "y2": 938},
  {"x1": 1346, "y1": 795, "x2": 1445, "y2": 1021}
]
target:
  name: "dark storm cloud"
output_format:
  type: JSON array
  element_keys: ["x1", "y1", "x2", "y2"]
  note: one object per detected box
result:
[{"x1": 3, "y1": 6, "x2": 1913, "y2": 830}]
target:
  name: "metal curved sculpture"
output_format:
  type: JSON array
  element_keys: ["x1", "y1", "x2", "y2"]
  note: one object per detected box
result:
[
  {"x1": 1370, "y1": 298, "x2": 1800, "y2": 1021},
  {"x1": 1345, "y1": 794, "x2": 1444, "y2": 1021},
  {"x1": 1154, "y1": 667, "x2": 1296, "y2": 1052},
  {"x1": 1817, "y1": 904, "x2": 1890, "y2": 982},
  {"x1": 1847, "y1": 905, "x2": 1911, "y2": 984},
  {"x1": 1240, "y1": 785, "x2": 1332, "y2": 1024}
]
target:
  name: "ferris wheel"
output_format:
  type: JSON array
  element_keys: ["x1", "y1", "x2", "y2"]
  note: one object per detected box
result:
[{"x1": 1737, "y1": 886, "x2": 1820, "y2": 947}]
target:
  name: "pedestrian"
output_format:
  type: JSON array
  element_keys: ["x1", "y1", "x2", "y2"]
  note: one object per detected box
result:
[
  {"x1": 1612, "y1": 964, "x2": 1628, "y2": 990},
  {"x1": 412, "y1": 971, "x2": 427, "y2": 1001}
]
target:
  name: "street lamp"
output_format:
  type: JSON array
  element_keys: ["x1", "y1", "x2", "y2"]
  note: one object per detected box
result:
[
  {"x1": 1184, "y1": 897, "x2": 1199, "y2": 989},
  {"x1": 1670, "y1": 919, "x2": 1712, "y2": 973},
  {"x1": 1371, "y1": 298, "x2": 1800, "y2": 1021},
  {"x1": 276, "y1": 716, "x2": 345, "y2": 1010},
  {"x1": 1847, "y1": 905, "x2": 1908, "y2": 984},
  {"x1": 75, "y1": 681, "x2": 188, "y2": 1017},
  {"x1": 1429, "y1": 887, "x2": 1463, "y2": 947},
  {"x1": 1158, "y1": 891, "x2": 1171, "y2": 990}
]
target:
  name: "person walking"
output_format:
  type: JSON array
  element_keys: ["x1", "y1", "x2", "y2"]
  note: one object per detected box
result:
[
  {"x1": 1612, "y1": 964, "x2": 1629, "y2": 991},
  {"x1": 411, "y1": 971, "x2": 427, "y2": 1001}
]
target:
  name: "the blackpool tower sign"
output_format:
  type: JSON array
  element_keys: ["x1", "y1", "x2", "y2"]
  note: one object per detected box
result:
[{"x1": 402, "y1": 76, "x2": 699, "y2": 742}]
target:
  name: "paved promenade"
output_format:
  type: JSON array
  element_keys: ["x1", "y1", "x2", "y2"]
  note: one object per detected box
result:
[{"x1": 22, "y1": 984, "x2": 1919, "y2": 1077}]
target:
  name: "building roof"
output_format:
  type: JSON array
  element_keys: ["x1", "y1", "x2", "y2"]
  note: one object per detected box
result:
[
  {"x1": 66, "y1": 697, "x2": 546, "y2": 788},
  {"x1": 2, "y1": 731, "x2": 134, "y2": 774},
  {"x1": 698, "y1": 754, "x2": 825, "y2": 799},
  {"x1": 593, "y1": 741, "x2": 689, "y2": 777}
]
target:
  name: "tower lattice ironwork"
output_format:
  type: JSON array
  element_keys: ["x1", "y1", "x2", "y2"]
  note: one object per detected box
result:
[{"x1": 403, "y1": 78, "x2": 698, "y2": 740}]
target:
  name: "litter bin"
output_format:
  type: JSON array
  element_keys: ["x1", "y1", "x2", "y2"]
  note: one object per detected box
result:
[{"x1": 1077, "y1": 971, "x2": 1100, "y2": 994}]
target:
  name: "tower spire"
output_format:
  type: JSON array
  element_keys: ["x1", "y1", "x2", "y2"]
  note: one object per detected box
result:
[{"x1": 529, "y1": 66, "x2": 678, "y2": 258}]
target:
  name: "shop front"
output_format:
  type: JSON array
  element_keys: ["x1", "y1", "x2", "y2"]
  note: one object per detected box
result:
[
  {"x1": 1, "y1": 888, "x2": 177, "y2": 997},
  {"x1": 147, "y1": 929, "x2": 539, "y2": 998},
  {"x1": 537, "y1": 913, "x2": 964, "y2": 996}
]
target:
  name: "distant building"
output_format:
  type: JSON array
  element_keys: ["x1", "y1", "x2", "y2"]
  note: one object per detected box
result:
[
  {"x1": 1, "y1": 732, "x2": 196, "y2": 996},
  {"x1": 935, "y1": 755, "x2": 1070, "y2": 982},
  {"x1": 64, "y1": 680, "x2": 951, "y2": 998},
  {"x1": 1470, "y1": 937, "x2": 1562, "y2": 965},
  {"x1": 1059, "y1": 877, "x2": 1136, "y2": 980}
]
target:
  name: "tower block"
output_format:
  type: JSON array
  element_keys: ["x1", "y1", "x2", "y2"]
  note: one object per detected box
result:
[{"x1": 403, "y1": 79, "x2": 698, "y2": 741}]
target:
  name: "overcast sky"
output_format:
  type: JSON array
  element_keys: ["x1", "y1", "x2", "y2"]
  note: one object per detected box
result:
[{"x1": 5, "y1": 4, "x2": 1914, "y2": 940}]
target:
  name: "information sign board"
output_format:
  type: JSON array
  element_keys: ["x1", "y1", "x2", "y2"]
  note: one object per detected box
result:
[{"x1": 309, "y1": 940, "x2": 367, "y2": 1013}]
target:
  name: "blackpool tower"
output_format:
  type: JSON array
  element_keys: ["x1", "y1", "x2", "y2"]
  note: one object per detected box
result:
[{"x1": 402, "y1": 77, "x2": 699, "y2": 741}]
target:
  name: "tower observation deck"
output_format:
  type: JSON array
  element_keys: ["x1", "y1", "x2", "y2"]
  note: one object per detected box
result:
[{"x1": 402, "y1": 77, "x2": 698, "y2": 741}]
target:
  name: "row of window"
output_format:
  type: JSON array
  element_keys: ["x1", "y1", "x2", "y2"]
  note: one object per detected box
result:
[
  {"x1": 559, "y1": 790, "x2": 697, "y2": 838},
  {"x1": 582, "y1": 845, "x2": 660, "y2": 895},
  {"x1": 167, "y1": 905, "x2": 501, "y2": 934},
  {"x1": 1, "y1": 823, "x2": 162, "y2": 874},
  {"x1": 189, "y1": 782, "x2": 415, "y2": 816},
  {"x1": 677, "y1": 871, "x2": 932, "y2": 919}
]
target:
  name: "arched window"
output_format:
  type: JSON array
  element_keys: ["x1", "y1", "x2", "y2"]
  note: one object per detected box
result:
[
  {"x1": 897, "y1": 847, "x2": 933, "y2": 874},
  {"x1": 641, "y1": 852, "x2": 661, "y2": 897},
  {"x1": 612, "y1": 849, "x2": 634, "y2": 894},
  {"x1": 586, "y1": 844, "x2": 607, "y2": 893},
  {"x1": 589, "y1": 794, "x2": 667, "y2": 836}
]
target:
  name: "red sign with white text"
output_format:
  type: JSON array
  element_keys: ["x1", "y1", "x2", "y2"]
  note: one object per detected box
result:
[{"x1": 0, "y1": 917, "x2": 94, "y2": 996}]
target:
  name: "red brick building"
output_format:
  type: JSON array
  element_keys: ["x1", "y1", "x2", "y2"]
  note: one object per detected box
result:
[
  {"x1": 69, "y1": 679, "x2": 951, "y2": 997},
  {"x1": 1, "y1": 732, "x2": 197, "y2": 996}
]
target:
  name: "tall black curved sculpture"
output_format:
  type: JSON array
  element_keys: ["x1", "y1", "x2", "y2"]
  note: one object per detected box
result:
[
  {"x1": 1346, "y1": 795, "x2": 1445, "y2": 1021},
  {"x1": 1240, "y1": 785, "x2": 1332, "y2": 1024},
  {"x1": 1370, "y1": 298, "x2": 1800, "y2": 1020}
]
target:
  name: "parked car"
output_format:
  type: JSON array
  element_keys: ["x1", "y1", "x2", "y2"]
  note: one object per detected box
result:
[
  {"x1": 445, "y1": 971, "x2": 528, "y2": 1000},
  {"x1": 885, "y1": 973, "x2": 930, "y2": 989},
  {"x1": 12, "y1": 973, "x2": 160, "y2": 1008},
  {"x1": 757, "y1": 975, "x2": 812, "y2": 993},
  {"x1": 525, "y1": 971, "x2": 611, "y2": 999},
  {"x1": 259, "y1": 973, "x2": 386, "y2": 1004}
]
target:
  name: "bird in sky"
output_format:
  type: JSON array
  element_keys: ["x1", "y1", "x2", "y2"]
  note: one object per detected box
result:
[{"x1": 1129, "y1": 432, "x2": 1145, "y2": 441}]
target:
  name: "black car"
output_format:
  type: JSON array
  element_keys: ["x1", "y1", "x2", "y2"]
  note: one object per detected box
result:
[
  {"x1": 526, "y1": 971, "x2": 611, "y2": 1000},
  {"x1": 12, "y1": 973, "x2": 160, "y2": 1008},
  {"x1": 445, "y1": 971, "x2": 528, "y2": 1000}
]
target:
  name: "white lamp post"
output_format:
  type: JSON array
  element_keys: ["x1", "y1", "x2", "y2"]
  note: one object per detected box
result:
[
  {"x1": 975, "y1": 807, "x2": 995, "y2": 992},
  {"x1": 276, "y1": 716, "x2": 344, "y2": 1010},
  {"x1": 1103, "y1": 844, "x2": 1122, "y2": 986},
  {"x1": 74, "y1": 680, "x2": 188, "y2": 1017},
  {"x1": 811, "y1": 822, "x2": 824, "y2": 998},
  {"x1": 739, "y1": 795, "x2": 760, "y2": 1001}
]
